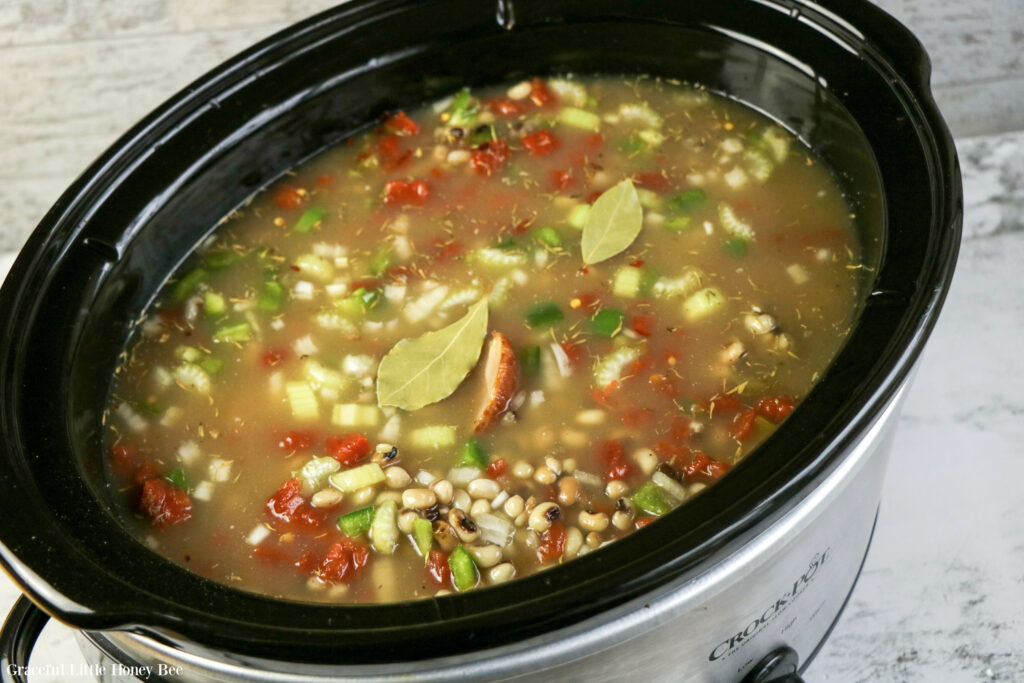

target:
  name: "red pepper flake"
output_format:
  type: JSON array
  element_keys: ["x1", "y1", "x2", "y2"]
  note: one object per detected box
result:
[
  {"x1": 730, "y1": 410, "x2": 758, "y2": 442},
  {"x1": 521, "y1": 129, "x2": 561, "y2": 156},
  {"x1": 600, "y1": 439, "x2": 633, "y2": 481},
  {"x1": 512, "y1": 218, "x2": 535, "y2": 235},
  {"x1": 383, "y1": 179, "x2": 429, "y2": 206},
  {"x1": 273, "y1": 184, "x2": 303, "y2": 210},
  {"x1": 634, "y1": 517, "x2": 656, "y2": 529},
  {"x1": 139, "y1": 478, "x2": 193, "y2": 526},
  {"x1": 425, "y1": 549, "x2": 452, "y2": 585},
  {"x1": 631, "y1": 313, "x2": 655, "y2": 337},
  {"x1": 633, "y1": 171, "x2": 671, "y2": 193},
  {"x1": 266, "y1": 478, "x2": 323, "y2": 529},
  {"x1": 316, "y1": 174, "x2": 333, "y2": 187},
  {"x1": 386, "y1": 111, "x2": 419, "y2": 136},
  {"x1": 470, "y1": 139, "x2": 511, "y2": 175},
  {"x1": 755, "y1": 396, "x2": 796, "y2": 422},
  {"x1": 560, "y1": 340, "x2": 586, "y2": 366},
  {"x1": 537, "y1": 521, "x2": 567, "y2": 562},
  {"x1": 318, "y1": 539, "x2": 370, "y2": 583},
  {"x1": 529, "y1": 78, "x2": 556, "y2": 107},
  {"x1": 488, "y1": 97, "x2": 526, "y2": 117},
  {"x1": 549, "y1": 169, "x2": 572, "y2": 192},
  {"x1": 484, "y1": 457, "x2": 508, "y2": 479},
  {"x1": 261, "y1": 347, "x2": 291, "y2": 368},
  {"x1": 377, "y1": 134, "x2": 412, "y2": 170},
  {"x1": 278, "y1": 430, "x2": 316, "y2": 452},
  {"x1": 326, "y1": 433, "x2": 371, "y2": 466},
  {"x1": 629, "y1": 259, "x2": 645, "y2": 268}
]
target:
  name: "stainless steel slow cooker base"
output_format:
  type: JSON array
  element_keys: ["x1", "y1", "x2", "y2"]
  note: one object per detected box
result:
[{"x1": 70, "y1": 388, "x2": 906, "y2": 683}]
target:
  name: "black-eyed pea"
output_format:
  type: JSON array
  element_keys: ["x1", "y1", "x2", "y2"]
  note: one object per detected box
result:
[
  {"x1": 452, "y1": 489, "x2": 472, "y2": 512},
  {"x1": 398, "y1": 509, "x2": 419, "y2": 535},
  {"x1": 488, "y1": 562, "x2": 516, "y2": 584},
  {"x1": 402, "y1": 488, "x2": 437, "y2": 510},
  {"x1": 352, "y1": 485, "x2": 376, "y2": 506},
  {"x1": 585, "y1": 531, "x2": 602, "y2": 548},
  {"x1": 448, "y1": 508, "x2": 479, "y2": 543},
  {"x1": 384, "y1": 466, "x2": 412, "y2": 489},
  {"x1": 563, "y1": 527, "x2": 584, "y2": 560},
  {"x1": 557, "y1": 476, "x2": 580, "y2": 506},
  {"x1": 375, "y1": 490, "x2": 403, "y2": 506},
  {"x1": 310, "y1": 489, "x2": 343, "y2": 508},
  {"x1": 605, "y1": 480, "x2": 629, "y2": 498},
  {"x1": 503, "y1": 494, "x2": 525, "y2": 518},
  {"x1": 533, "y1": 465, "x2": 557, "y2": 485},
  {"x1": 430, "y1": 478, "x2": 454, "y2": 505},
  {"x1": 632, "y1": 448, "x2": 659, "y2": 476},
  {"x1": 544, "y1": 456, "x2": 562, "y2": 475},
  {"x1": 514, "y1": 511, "x2": 528, "y2": 527},
  {"x1": 612, "y1": 509, "x2": 633, "y2": 531},
  {"x1": 470, "y1": 498, "x2": 491, "y2": 518},
  {"x1": 562, "y1": 457, "x2": 577, "y2": 474},
  {"x1": 468, "y1": 478, "x2": 501, "y2": 500},
  {"x1": 466, "y1": 544, "x2": 502, "y2": 568},
  {"x1": 433, "y1": 521, "x2": 459, "y2": 553},
  {"x1": 578, "y1": 510, "x2": 609, "y2": 533},
  {"x1": 511, "y1": 460, "x2": 534, "y2": 479},
  {"x1": 529, "y1": 502, "x2": 560, "y2": 533}
]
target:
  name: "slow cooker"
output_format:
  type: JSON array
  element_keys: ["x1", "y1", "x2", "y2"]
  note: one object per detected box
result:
[{"x1": 0, "y1": 0, "x2": 961, "y2": 681}]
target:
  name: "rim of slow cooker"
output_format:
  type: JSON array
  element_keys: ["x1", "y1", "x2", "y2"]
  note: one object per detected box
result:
[{"x1": 0, "y1": 0, "x2": 961, "y2": 664}]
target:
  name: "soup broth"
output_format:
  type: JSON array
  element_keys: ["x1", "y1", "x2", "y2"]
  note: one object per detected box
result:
[{"x1": 104, "y1": 76, "x2": 865, "y2": 603}]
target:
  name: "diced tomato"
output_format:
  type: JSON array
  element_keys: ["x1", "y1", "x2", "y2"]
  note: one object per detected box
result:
[
  {"x1": 648, "y1": 373, "x2": 679, "y2": 399},
  {"x1": 571, "y1": 291, "x2": 601, "y2": 312},
  {"x1": 521, "y1": 129, "x2": 560, "y2": 156},
  {"x1": 318, "y1": 539, "x2": 370, "y2": 583},
  {"x1": 621, "y1": 408, "x2": 655, "y2": 428},
  {"x1": 266, "y1": 478, "x2": 323, "y2": 529},
  {"x1": 273, "y1": 184, "x2": 303, "y2": 210},
  {"x1": 756, "y1": 396, "x2": 796, "y2": 422},
  {"x1": 110, "y1": 442, "x2": 139, "y2": 478},
  {"x1": 730, "y1": 410, "x2": 758, "y2": 442},
  {"x1": 585, "y1": 190, "x2": 603, "y2": 204},
  {"x1": 432, "y1": 239, "x2": 465, "y2": 263},
  {"x1": 653, "y1": 440, "x2": 687, "y2": 461},
  {"x1": 278, "y1": 430, "x2": 316, "y2": 452},
  {"x1": 549, "y1": 169, "x2": 572, "y2": 192},
  {"x1": 586, "y1": 133, "x2": 604, "y2": 149},
  {"x1": 629, "y1": 259, "x2": 645, "y2": 268},
  {"x1": 682, "y1": 452, "x2": 712, "y2": 480},
  {"x1": 132, "y1": 462, "x2": 160, "y2": 485},
  {"x1": 634, "y1": 517, "x2": 655, "y2": 529},
  {"x1": 386, "y1": 111, "x2": 419, "y2": 136},
  {"x1": 429, "y1": 166, "x2": 446, "y2": 180},
  {"x1": 383, "y1": 179, "x2": 429, "y2": 206},
  {"x1": 316, "y1": 174, "x2": 333, "y2": 187},
  {"x1": 709, "y1": 394, "x2": 741, "y2": 414},
  {"x1": 628, "y1": 355, "x2": 654, "y2": 376},
  {"x1": 349, "y1": 277, "x2": 382, "y2": 292},
  {"x1": 633, "y1": 171, "x2": 671, "y2": 193},
  {"x1": 592, "y1": 380, "x2": 619, "y2": 410},
  {"x1": 261, "y1": 347, "x2": 291, "y2": 368},
  {"x1": 488, "y1": 97, "x2": 526, "y2": 116},
  {"x1": 600, "y1": 439, "x2": 633, "y2": 481},
  {"x1": 537, "y1": 521, "x2": 567, "y2": 562},
  {"x1": 376, "y1": 134, "x2": 412, "y2": 170},
  {"x1": 529, "y1": 78, "x2": 556, "y2": 107},
  {"x1": 560, "y1": 340, "x2": 586, "y2": 366},
  {"x1": 470, "y1": 139, "x2": 511, "y2": 175},
  {"x1": 512, "y1": 218, "x2": 535, "y2": 235},
  {"x1": 485, "y1": 458, "x2": 508, "y2": 479},
  {"x1": 326, "y1": 434, "x2": 371, "y2": 466},
  {"x1": 425, "y1": 549, "x2": 451, "y2": 585},
  {"x1": 631, "y1": 313, "x2": 655, "y2": 337},
  {"x1": 668, "y1": 417, "x2": 692, "y2": 443},
  {"x1": 706, "y1": 461, "x2": 731, "y2": 479},
  {"x1": 139, "y1": 478, "x2": 192, "y2": 526}
]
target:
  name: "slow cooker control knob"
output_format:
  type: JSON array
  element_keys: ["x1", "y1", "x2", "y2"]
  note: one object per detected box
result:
[{"x1": 741, "y1": 646, "x2": 803, "y2": 683}]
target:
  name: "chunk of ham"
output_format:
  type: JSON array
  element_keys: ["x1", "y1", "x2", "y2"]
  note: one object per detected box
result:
[{"x1": 474, "y1": 331, "x2": 519, "y2": 432}]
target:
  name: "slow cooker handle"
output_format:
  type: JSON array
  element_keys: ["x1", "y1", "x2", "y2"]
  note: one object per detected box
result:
[
  {"x1": 742, "y1": 646, "x2": 805, "y2": 683},
  {"x1": 0, "y1": 595, "x2": 49, "y2": 683}
]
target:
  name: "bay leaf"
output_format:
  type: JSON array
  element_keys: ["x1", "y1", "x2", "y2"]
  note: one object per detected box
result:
[
  {"x1": 377, "y1": 298, "x2": 489, "y2": 411},
  {"x1": 581, "y1": 178, "x2": 644, "y2": 265}
]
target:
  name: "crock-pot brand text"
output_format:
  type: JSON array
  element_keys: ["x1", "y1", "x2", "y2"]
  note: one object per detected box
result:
[{"x1": 708, "y1": 548, "x2": 830, "y2": 661}]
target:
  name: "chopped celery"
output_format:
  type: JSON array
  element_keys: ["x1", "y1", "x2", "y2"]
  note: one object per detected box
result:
[
  {"x1": 204, "y1": 291, "x2": 226, "y2": 318},
  {"x1": 489, "y1": 276, "x2": 513, "y2": 307},
  {"x1": 286, "y1": 382, "x2": 319, "y2": 420},
  {"x1": 520, "y1": 346, "x2": 541, "y2": 376},
  {"x1": 593, "y1": 346, "x2": 642, "y2": 388},
  {"x1": 200, "y1": 356, "x2": 224, "y2": 375},
  {"x1": 664, "y1": 215, "x2": 693, "y2": 231},
  {"x1": 410, "y1": 425, "x2": 457, "y2": 449},
  {"x1": 744, "y1": 148, "x2": 774, "y2": 183},
  {"x1": 681, "y1": 287, "x2": 726, "y2": 321},
  {"x1": 619, "y1": 102, "x2": 663, "y2": 128},
  {"x1": 165, "y1": 468, "x2": 188, "y2": 490},
  {"x1": 476, "y1": 247, "x2": 528, "y2": 267},
  {"x1": 762, "y1": 126, "x2": 791, "y2": 163},
  {"x1": 175, "y1": 345, "x2": 202, "y2": 363},
  {"x1": 532, "y1": 226, "x2": 563, "y2": 249},
  {"x1": 557, "y1": 107, "x2": 601, "y2": 132},
  {"x1": 525, "y1": 301, "x2": 563, "y2": 328},
  {"x1": 667, "y1": 189, "x2": 707, "y2": 214},
  {"x1": 567, "y1": 204, "x2": 590, "y2": 229},
  {"x1": 413, "y1": 517, "x2": 434, "y2": 558},
  {"x1": 294, "y1": 253, "x2": 335, "y2": 281},
  {"x1": 203, "y1": 250, "x2": 241, "y2": 270},
  {"x1": 651, "y1": 269, "x2": 703, "y2": 299},
  {"x1": 370, "y1": 499, "x2": 398, "y2": 554},
  {"x1": 590, "y1": 308, "x2": 624, "y2": 337},
  {"x1": 299, "y1": 456, "x2": 341, "y2": 492},
  {"x1": 293, "y1": 207, "x2": 326, "y2": 234},
  {"x1": 461, "y1": 438, "x2": 489, "y2": 468},
  {"x1": 636, "y1": 187, "x2": 662, "y2": 210},
  {"x1": 173, "y1": 362, "x2": 211, "y2": 393},
  {"x1": 723, "y1": 238, "x2": 748, "y2": 257},
  {"x1": 612, "y1": 266, "x2": 644, "y2": 298},
  {"x1": 447, "y1": 88, "x2": 478, "y2": 127},
  {"x1": 258, "y1": 280, "x2": 286, "y2": 312},
  {"x1": 338, "y1": 506, "x2": 375, "y2": 537},
  {"x1": 637, "y1": 129, "x2": 666, "y2": 147},
  {"x1": 306, "y1": 360, "x2": 348, "y2": 391},
  {"x1": 633, "y1": 481, "x2": 672, "y2": 516},
  {"x1": 332, "y1": 403, "x2": 380, "y2": 428},
  {"x1": 172, "y1": 268, "x2": 207, "y2": 302},
  {"x1": 718, "y1": 203, "x2": 754, "y2": 240},
  {"x1": 549, "y1": 78, "x2": 588, "y2": 107},
  {"x1": 448, "y1": 544, "x2": 479, "y2": 592},
  {"x1": 329, "y1": 463, "x2": 386, "y2": 493},
  {"x1": 369, "y1": 249, "x2": 392, "y2": 276},
  {"x1": 213, "y1": 321, "x2": 253, "y2": 343}
]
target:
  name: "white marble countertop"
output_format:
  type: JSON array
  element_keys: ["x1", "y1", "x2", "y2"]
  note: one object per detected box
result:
[{"x1": 2, "y1": 2, "x2": 1024, "y2": 682}]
